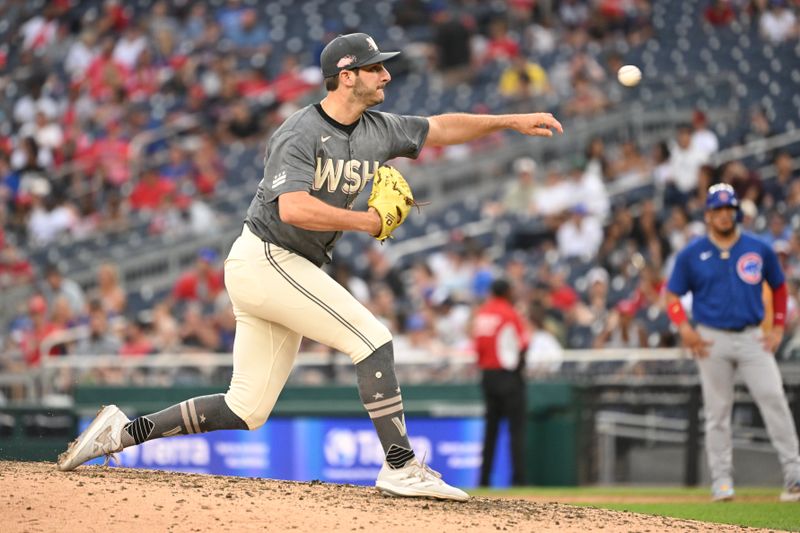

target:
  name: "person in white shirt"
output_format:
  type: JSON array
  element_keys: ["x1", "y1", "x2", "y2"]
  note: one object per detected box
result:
[
  {"x1": 19, "y1": 111, "x2": 64, "y2": 153},
  {"x1": 501, "y1": 157, "x2": 539, "y2": 216},
  {"x1": 534, "y1": 166, "x2": 576, "y2": 217},
  {"x1": 759, "y1": 0, "x2": 798, "y2": 44},
  {"x1": 666, "y1": 126, "x2": 707, "y2": 206},
  {"x1": 113, "y1": 24, "x2": 149, "y2": 69},
  {"x1": 525, "y1": 307, "x2": 563, "y2": 376},
  {"x1": 690, "y1": 110, "x2": 719, "y2": 160},
  {"x1": 20, "y1": 10, "x2": 58, "y2": 51},
  {"x1": 65, "y1": 31, "x2": 99, "y2": 79},
  {"x1": 28, "y1": 194, "x2": 77, "y2": 246},
  {"x1": 556, "y1": 204, "x2": 604, "y2": 259},
  {"x1": 484, "y1": 157, "x2": 540, "y2": 217},
  {"x1": 576, "y1": 162, "x2": 610, "y2": 219}
]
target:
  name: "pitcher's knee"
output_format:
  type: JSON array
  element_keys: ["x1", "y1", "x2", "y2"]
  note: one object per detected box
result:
[
  {"x1": 236, "y1": 406, "x2": 270, "y2": 431},
  {"x1": 224, "y1": 391, "x2": 269, "y2": 430},
  {"x1": 349, "y1": 326, "x2": 392, "y2": 365},
  {"x1": 245, "y1": 411, "x2": 270, "y2": 430}
]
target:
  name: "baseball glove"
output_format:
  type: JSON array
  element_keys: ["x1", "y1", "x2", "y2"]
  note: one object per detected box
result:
[{"x1": 368, "y1": 166, "x2": 419, "y2": 242}]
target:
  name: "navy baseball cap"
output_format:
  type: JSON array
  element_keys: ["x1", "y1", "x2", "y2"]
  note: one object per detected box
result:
[
  {"x1": 706, "y1": 183, "x2": 739, "y2": 210},
  {"x1": 320, "y1": 33, "x2": 400, "y2": 78}
]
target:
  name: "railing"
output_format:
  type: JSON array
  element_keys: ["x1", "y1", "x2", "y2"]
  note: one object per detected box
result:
[
  {"x1": 595, "y1": 409, "x2": 781, "y2": 485},
  {"x1": 0, "y1": 371, "x2": 37, "y2": 402},
  {"x1": 127, "y1": 114, "x2": 201, "y2": 178},
  {"x1": 710, "y1": 128, "x2": 800, "y2": 167},
  {"x1": 384, "y1": 218, "x2": 497, "y2": 263},
  {"x1": 37, "y1": 320, "x2": 689, "y2": 372},
  {"x1": 37, "y1": 346, "x2": 690, "y2": 371},
  {"x1": 31, "y1": 321, "x2": 692, "y2": 402}
]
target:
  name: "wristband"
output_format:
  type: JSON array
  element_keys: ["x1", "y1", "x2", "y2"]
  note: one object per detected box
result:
[
  {"x1": 667, "y1": 300, "x2": 688, "y2": 326},
  {"x1": 773, "y1": 282, "x2": 787, "y2": 327}
]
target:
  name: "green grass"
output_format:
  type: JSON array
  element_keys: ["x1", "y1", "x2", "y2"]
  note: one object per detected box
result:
[
  {"x1": 590, "y1": 502, "x2": 799, "y2": 531},
  {"x1": 469, "y1": 487, "x2": 800, "y2": 531}
]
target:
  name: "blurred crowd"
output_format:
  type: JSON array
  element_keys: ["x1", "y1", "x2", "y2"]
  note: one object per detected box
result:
[
  {"x1": 1, "y1": 0, "x2": 799, "y2": 397},
  {"x1": 0, "y1": 0, "x2": 323, "y2": 256}
]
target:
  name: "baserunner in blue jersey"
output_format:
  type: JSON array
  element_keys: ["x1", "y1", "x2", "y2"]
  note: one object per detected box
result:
[{"x1": 666, "y1": 183, "x2": 800, "y2": 502}]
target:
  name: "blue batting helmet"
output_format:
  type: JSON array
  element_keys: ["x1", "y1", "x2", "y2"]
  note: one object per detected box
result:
[{"x1": 705, "y1": 183, "x2": 739, "y2": 210}]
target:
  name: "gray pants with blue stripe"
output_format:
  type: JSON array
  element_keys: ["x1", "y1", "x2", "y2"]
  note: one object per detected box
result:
[{"x1": 696, "y1": 325, "x2": 800, "y2": 488}]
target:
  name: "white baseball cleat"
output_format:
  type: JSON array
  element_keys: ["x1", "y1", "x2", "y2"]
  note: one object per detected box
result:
[
  {"x1": 780, "y1": 481, "x2": 800, "y2": 502},
  {"x1": 375, "y1": 459, "x2": 469, "y2": 502},
  {"x1": 57, "y1": 405, "x2": 129, "y2": 471}
]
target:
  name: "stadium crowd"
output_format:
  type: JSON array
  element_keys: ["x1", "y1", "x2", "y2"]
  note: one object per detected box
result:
[{"x1": 1, "y1": 0, "x2": 799, "y2": 396}]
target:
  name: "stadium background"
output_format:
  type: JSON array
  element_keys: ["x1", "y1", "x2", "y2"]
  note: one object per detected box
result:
[{"x1": 0, "y1": 0, "x2": 799, "y2": 493}]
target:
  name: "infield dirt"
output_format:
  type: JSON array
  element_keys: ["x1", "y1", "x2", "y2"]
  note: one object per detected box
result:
[{"x1": 0, "y1": 460, "x2": 785, "y2": 532}]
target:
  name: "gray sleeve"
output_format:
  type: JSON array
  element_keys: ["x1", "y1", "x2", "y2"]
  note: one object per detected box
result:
[
  {"x1": 381, "y1": 113, "x2": 430, "y2": 160},
  {"x1": 263, "y1": 130, "x2": 316, "y2": 195}
]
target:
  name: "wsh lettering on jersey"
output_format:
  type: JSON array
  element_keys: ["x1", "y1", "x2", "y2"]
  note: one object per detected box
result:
[{"x1": 313, "y1": 158, "x2": 380, "y2": 194}]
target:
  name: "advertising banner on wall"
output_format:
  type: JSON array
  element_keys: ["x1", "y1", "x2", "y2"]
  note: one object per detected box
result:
[{"x1": 80, "y1": 416, "x2": 512, "y2": 488}]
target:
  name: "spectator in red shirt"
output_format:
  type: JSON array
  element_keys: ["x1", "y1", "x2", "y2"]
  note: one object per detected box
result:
[
  {"x1": 549, "y1": 267, "x2": 580, "y2": 313},
  {"x1": 129, "y1": 168, "x2": 176, "y2": 211},
  {"x1": 83, "y1": 36, "x2": 129, "y2": 101},
  {"x1": 472, "y1": 278, "x2": 529, "y2": 487},
  {"x1": 125, "y1": 48, "x2": 161, "y2": 102},
  {"x1": 629, "y1": 264, "x2": 666, "y2": 310},
  {"x1": 192, "y1": 134, "x2": 224, "y2": 195},
  {"x1": 0, "y1": 240, "x2": 35, "y2": 288},
  {"x1": 119, "y1": 316, "x2": 156, "y2": 357},
  {"x1": 97, "y1": 0, "x2": 130, "y2": 34},
  {"x1": 236, "y1": 66, "x2": 272, "y2": 99},
  {"x1": 91, "y1": 122, "x2": 132, "y2": 186},
  {"x1": 20, "y1": 295, "x2": 64, "y2": 367},
  {"x1": 705, "y1": 0, "x2": 736, "y2": 27},
  {"x1": 270, "y1": 55, "x2": 317, "y2": 103},
  {"x1": 482, "y1": 17, "x2": 520, "y2": 65},
  {"x1": 172, "y1": 248, "x2": 224, "y2": 304}
]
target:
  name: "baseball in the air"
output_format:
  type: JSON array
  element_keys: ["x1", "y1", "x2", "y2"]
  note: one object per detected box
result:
[{"x1": 617, "y1": 65, "x2": 642, "y2": 87}]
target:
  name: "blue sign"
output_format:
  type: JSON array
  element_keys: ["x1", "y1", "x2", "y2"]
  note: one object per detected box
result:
[{"x1": 80, "y1": 416, "x2": 512, "y2": 488}]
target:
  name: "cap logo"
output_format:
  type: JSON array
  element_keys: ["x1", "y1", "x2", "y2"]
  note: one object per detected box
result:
[
  {"x1": 337, "y1": 55, "x2": 356, "y2": 68},
  {"x1": 719, "y1": 192, "x2": 729, "y2": 201},
  {"x1": 365, "y1": 36, "x2": 379, "y2": 52}
]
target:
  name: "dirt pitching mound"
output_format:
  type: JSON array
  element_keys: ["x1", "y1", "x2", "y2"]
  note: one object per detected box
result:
[{"x1": 0, "y1": 461, "x2": 772, "y2": 532}]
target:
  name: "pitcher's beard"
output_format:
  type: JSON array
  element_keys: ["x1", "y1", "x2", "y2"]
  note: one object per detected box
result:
[{"x1": 354, "y1": 81, "x2": 385, "y2": 107}]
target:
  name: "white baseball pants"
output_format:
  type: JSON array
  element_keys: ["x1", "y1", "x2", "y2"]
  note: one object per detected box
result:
[{"x1": 222, "y1": 224, "x2": 391, "y2": 429}]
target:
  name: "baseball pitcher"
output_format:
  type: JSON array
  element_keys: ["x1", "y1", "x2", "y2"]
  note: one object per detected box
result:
[{"x1": 57, "y1": 33, "x2": 562, "y2": 500}]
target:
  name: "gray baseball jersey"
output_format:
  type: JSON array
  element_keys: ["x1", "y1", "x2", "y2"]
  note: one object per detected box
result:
[{"x1": 245, "y1": 104, "x2": 429, "y2": 266}]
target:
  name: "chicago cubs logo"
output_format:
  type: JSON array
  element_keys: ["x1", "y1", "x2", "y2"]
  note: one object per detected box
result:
[
  {"x1": 736, "y1": 252, "x2": 763, "y2": 284},
  {"x1": 718, "y1": 191, "x2": 729, "y2": 202}
]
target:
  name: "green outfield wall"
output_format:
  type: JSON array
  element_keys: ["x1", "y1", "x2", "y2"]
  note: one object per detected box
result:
[{"x1": 0, "y1": 382, "x2": 580, "y2": 485}]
